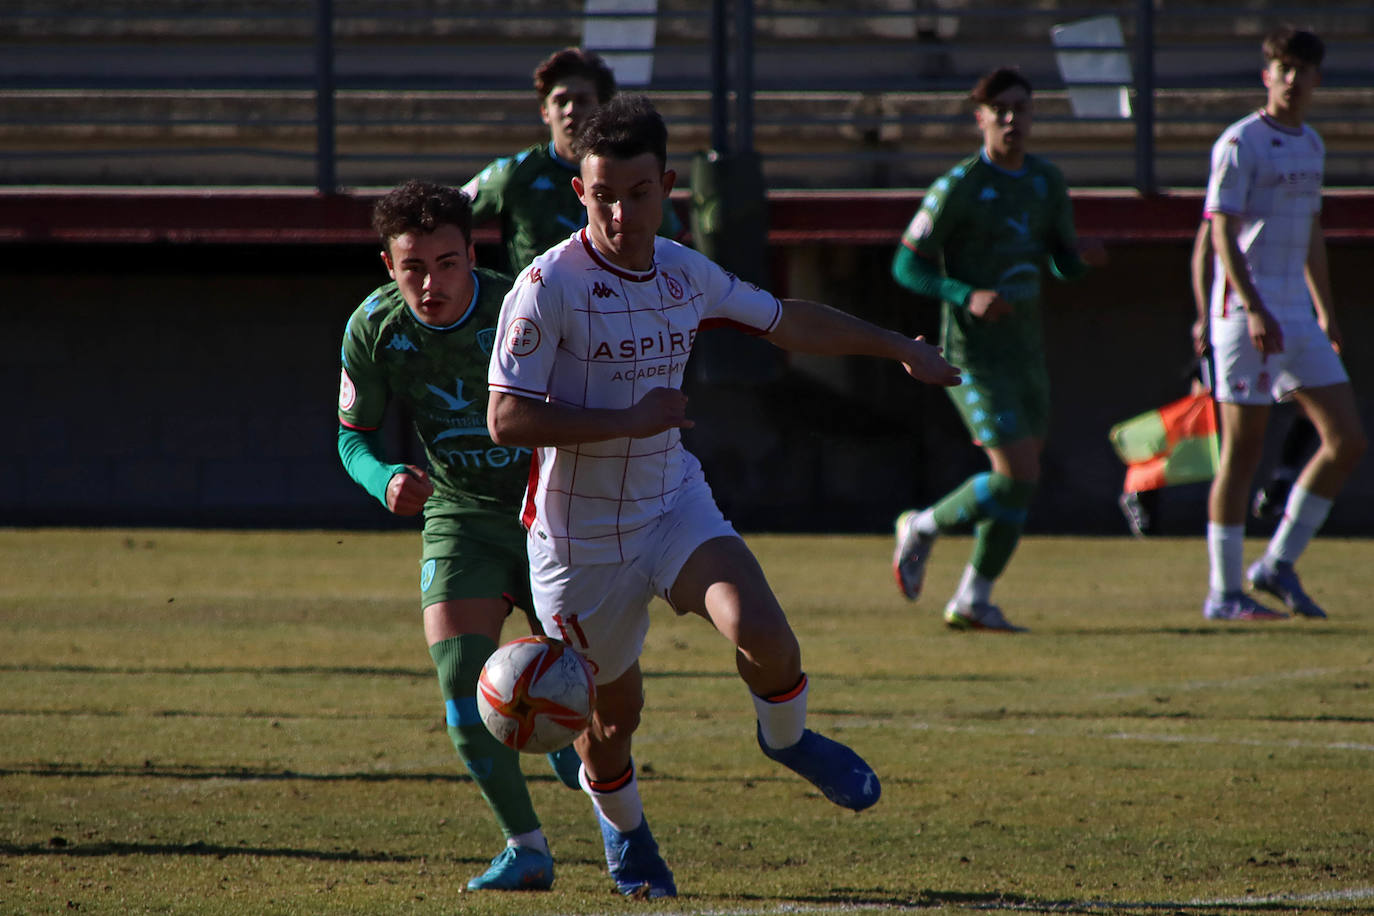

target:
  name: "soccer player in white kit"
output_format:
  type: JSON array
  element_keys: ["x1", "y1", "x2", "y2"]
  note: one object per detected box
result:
[
  {"x1": 1200, "y1": 25, "x2": 1366, "y2": 621},
  {"x1": 488, "y1": 94, "x2": 960, "y2": 897}
]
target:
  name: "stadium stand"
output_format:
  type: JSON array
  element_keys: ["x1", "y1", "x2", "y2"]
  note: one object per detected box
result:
[
  {"x1": 2, "y1": 0, "x2": 1373, "y2": 190},
  {"x1": 3, "y1": 2, "x2": 1373, "y2": 532}
]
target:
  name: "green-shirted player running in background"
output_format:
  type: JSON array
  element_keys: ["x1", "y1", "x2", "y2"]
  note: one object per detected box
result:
[
  {"x1": 890, "y1": 67, "x2": 1107, "y2": 631},
  {"x1": 336, "y1": 180, "x2": 567, "y2": 891},
  {"x1": 461, "y1": 46, "x2": 683, "y2": 274}
]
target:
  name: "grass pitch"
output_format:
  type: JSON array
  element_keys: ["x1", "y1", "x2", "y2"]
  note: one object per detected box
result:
[{"x1": 1, "y1": 528, "x2": 1371, "y2": 915}]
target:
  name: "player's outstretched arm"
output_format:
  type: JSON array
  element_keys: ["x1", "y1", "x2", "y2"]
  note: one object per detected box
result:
[
  {"x1": 488, "y1": 388, "x2": 693, "y2": 448},
  {"x1": 764, "y1": 298, "x2": 961, "y2": 387}
]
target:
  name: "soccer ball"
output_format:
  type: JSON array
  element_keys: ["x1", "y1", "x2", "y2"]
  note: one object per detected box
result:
[{"x1": 476, "y1": 636, "x2": 596, "y2": 755}]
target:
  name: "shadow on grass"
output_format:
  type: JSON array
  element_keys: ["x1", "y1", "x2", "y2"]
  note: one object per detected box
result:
[
  {"x1": 0, "y1": 663, "x2": 1024, "y2": 685},
  {"x1": 0, "y1": 839, "x2": 425, "y2": 863},
  {"x1": 0, "y1": 762, "x2": 568, "y2": 785},
  {"x1": 765, "y1": 887, "x2": 1358, "y2": 913},
  {"x1": 1050, "y1": 626, "x2": 1362, "y2": 638},
  {"x1": 0, "y1": 663, "x2": 431, "y2": 678},
  {"x1": 0, "y1": 839, "x2": 609, "y2": 870}
]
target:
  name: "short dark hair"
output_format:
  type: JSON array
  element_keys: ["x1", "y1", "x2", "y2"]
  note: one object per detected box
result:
[
  {"x1": 572, "y1": 93, "x2": 668, "y2": 169},
  {"x1": 371, "y1": 179, "x2": 472, "y2": 247},
  {"x1": 1263, "y1": 24, "x2": 1325, "y2": 67},
  {"x1": 970, "y1": 67, "x2": 1033, "y2": 106},
  {"x1": 534, "y1": 47, "x2": 617, "y2": 103}
]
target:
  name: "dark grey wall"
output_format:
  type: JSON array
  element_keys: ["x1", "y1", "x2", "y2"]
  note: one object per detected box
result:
[{"x1": 5, "y1": 240, "x2": 1371, "y2": 534}]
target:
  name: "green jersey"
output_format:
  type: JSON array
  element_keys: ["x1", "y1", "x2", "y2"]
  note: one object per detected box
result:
[
  {"x1": 900, "y1": 150, "x2": 1083, "y2": 369},
  {"x1": 337, "y1": 270, "x2": 531, "y2": 513},
  {"x1": 463, "y1": 141, "x2": 684, "y2": 273}
]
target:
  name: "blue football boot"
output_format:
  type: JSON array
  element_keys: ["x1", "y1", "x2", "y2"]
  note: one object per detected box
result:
[
  {"x1": 466, "y1": 845, "x2": 554, "y2": 891},
  {"x1": 598, "y1": 815, "x2": 676, "y2": 899},
  {"x1": 757, "y1": 726, "x2": 881, "y2": 811}
]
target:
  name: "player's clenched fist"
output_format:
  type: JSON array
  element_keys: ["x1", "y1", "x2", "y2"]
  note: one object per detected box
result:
[
  {"x1": 627, "y1": 387, "x2": 695, "y2": 438},
  {"x1": 386, "y1": 465, "x2": 434, "y2": 516}
]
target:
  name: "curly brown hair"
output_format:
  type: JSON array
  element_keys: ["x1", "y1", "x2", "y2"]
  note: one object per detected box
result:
[
  {"x1": 534, "y1": 47, "x2": 617, "y2": 103},
  {"x1": 970, "y1": 67, "x2": 1032, "y2": 106},
  {"x1": 371, "y1": 179, "x2": 472, "y2": 247},
  {"x1": 1262, "y1": 24, "x2": 1324, "y2": 67},
  {"x1": 572, "y1": 93, "x2": 667, "y2": 169}
]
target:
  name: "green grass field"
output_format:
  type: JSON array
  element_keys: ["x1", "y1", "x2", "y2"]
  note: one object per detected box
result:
[{"x1": 2, "y1": 528, "x2": 1371, "y2": 916}]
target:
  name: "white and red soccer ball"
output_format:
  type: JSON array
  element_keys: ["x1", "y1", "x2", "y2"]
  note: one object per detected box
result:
[{"x1": 476, "y1": 636, "x2": 596, "y2": 754}]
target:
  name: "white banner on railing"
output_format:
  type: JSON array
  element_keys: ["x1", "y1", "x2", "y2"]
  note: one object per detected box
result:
[
  {"x1": 1051, "y1": 15, "x2": 1133, "y2": 119},
  {"x1": 583, "y1": 0, "x2": 659, "y2": 87}
]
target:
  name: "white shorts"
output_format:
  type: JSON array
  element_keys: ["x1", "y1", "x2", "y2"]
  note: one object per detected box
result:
[
  {"x1": 525, "y1": 472, "x2": 738, "y2": 685},
  {"x1": 1210, "y1": 310, "x2": 1348, "y2": 405}
]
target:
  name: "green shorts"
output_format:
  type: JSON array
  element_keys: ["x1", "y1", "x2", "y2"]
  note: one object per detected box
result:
[
  {"x1": 946, "y1": 362, "x2": 1051, "y2": 448},
  {"x1": 419, "y1": 506, "x2": 533, "y2": 616}
]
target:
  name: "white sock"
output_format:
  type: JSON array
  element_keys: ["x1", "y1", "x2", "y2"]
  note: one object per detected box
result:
[
  {"x1": 1207, "y1": 522, "x2": 1244, "y2": 594},
  {"x1": 751, "y1": 674, "x2": 807, "y2": 750},
  {"x1": 579, "y1": 761, "x2": 644, "y2": 834},
  {"x1": 955, "y1": 564, "x2": 992, "y2": 605},
  {"x1": 1266, "y1": 486, "x2": 1332, "y2": 565},
  {"x1": 915, "y1": 508, "x2": 939, "y2": 536},
  {"x1": 507, "y1": 829, "x2": 549, "y2": 856}
]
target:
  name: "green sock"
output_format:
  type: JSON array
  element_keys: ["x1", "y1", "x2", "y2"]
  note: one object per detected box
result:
[
  {"x1": 929, "y1": 473, "x2": 986, "y2": 531},
  {"x1": 969, "y1": 476, "x2": 1037, "y2": 580},
  {"x1": 430, "y1": 634, "x2": 540, "y2": 839}
]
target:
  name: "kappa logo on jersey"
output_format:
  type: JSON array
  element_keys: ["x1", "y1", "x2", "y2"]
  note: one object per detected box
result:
[
  {"x1": 979, "y1": 186, "x2": 999, "y2": 201},
  {"x1": 506, "y1": 318, "x2": 542, "y2": 357},
  {"x1": 591, "y1": 282, "x2": 619, "y2": 299},
  {"x1": 664, "y1": 274, "x2": 683, "y2": 299},
  {"x1": 532, "y1": 175, "x2": 555, "y2": 191},
  {"x1": 386, "y1": 334, "x2": 419, "y2": 352}
]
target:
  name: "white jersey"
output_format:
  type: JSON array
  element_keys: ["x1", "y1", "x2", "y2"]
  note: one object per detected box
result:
[
  {"x1": 1204, "y1": 110, "x2": 1324, "y2": 320},
  {"x1": 489, "y1": 229, "x2": 783, "y2": 566}
]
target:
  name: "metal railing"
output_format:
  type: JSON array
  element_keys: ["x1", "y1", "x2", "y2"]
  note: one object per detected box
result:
[{"x1": 1, "y1": 1, "x2": 1372, "y2": 192}]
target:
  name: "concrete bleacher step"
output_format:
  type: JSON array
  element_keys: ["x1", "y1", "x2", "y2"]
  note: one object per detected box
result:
[
  {"x1": 3, "y1": 1, "x2": 1373, "y2": 187},
  {"x1": 2, "y1": 85, "x2": 1372, "y2": 188}
]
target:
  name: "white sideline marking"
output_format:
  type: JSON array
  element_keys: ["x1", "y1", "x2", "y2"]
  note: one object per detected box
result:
[{"x1": 1193, "y1": 885, "x2": 1374, "y2": 906}]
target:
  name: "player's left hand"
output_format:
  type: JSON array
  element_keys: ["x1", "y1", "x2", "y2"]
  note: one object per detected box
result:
[
  {"x1": 1319, "y1": 314, "x2": 1344, "y2": 354},
  {"x1": 1078, "y1": 237, "x2": 1108, "y2": 267},
  {"x1": 1191, "y1": 316, "x2": 1210, "y2": 357},
  {"x1": 1247, "y1": 307, "x2": 1284, "y2": 356},
  {"x1": 902, "y1": 337, "x2": 962, "y2": 387}
]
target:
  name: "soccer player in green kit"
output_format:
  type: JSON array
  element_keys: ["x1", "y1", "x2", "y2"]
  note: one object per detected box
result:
[
  {"x1": 336, "y1": 180, "x2": 559, "y2": 890},
  {"x1": 890, "y1": 67, "x2": 1106, "y2": 631},
  {"x1": 461, "y1": 46, "x2": 682, "y2": 274}
]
